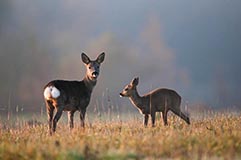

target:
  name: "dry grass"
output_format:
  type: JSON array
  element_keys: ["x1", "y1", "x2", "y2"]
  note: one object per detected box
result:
[{"x1": 0, "y1": 112, "x2": 241, "y2": 160}]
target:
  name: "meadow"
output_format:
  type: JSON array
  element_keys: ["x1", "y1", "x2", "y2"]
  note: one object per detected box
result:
[{"x1": 0, "y1": 111, "x2": 241, "y2": 160}]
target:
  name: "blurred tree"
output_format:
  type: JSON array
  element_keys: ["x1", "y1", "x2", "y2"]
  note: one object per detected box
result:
[
  {"x1": 0, "y1": 0, "x2": 10, "y2": 32},
  {"x1": 0, "y1": 4, "x2": 56, "y2": 112}
]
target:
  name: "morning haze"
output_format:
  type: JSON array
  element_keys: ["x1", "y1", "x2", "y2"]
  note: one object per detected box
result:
[{"x1": 0, "y1": 0, "x2": 241, "y2": 114}]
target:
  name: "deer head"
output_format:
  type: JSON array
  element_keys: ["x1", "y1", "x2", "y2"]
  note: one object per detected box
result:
[
  {"x1": 120, "y1": 77, "x2": 139, "y2": 97},
  {"x1": 81, "y1": 52, "x2": 105, "y2": 81}
]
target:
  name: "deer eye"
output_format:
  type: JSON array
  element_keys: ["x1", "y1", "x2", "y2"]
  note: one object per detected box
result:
[
  {"x1": 89, "y1": 66, "x2": 91, "y2": 69},
  {"x1": 125, "y1": 88, "x2": 128, "y2": 91}
]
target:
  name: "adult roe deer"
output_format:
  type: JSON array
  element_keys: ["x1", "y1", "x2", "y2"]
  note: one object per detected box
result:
[
  {"x1": 120, "y1": 77, "x2": 190, "y2": 127},
  {"x1": 43, "y1": 52, "x2": 105, "y2": 135}
]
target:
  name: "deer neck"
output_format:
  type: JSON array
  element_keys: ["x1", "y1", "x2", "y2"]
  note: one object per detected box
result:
[
  {"x1": 129, "y1": 89, "x2": 144, "y2": 110},
  {"x1": 83, "y1": 75, "x2": 97, "y2": 92}
]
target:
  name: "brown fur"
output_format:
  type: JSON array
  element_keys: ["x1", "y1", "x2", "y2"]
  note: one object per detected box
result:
[
  {"x1": 43, "y1": 52, "x2": 105, "y2": 135},
  {"x1": 120, "y1": 77, "x2": 190, "y2": 127}
]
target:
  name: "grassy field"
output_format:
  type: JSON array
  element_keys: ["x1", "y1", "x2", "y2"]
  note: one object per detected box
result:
[{"x1": 0, "y1": 112, "x2": 241, "y2": 160}]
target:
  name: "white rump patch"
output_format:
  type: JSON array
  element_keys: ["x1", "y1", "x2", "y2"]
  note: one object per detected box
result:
[{"x1": 44, "y1": 86, "x2": 60, "y2": 100}]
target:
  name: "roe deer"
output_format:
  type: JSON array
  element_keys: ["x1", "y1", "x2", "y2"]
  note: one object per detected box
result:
[
  {"x1": 120, "y1": 77, "x2": 190, "y2": 127},
  {"x1": 43, "y1": 52, "x2": 105, "y2": 135}
]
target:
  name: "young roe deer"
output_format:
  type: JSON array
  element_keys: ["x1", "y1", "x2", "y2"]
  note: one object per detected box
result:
[
  {"x1": 120, "y1": 77, "x2": 190, "y2": 127},
  {"x1": 43, "y1": 52, "x2": 105, "y2": 135}
]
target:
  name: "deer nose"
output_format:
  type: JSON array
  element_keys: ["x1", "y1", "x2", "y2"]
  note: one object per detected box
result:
[
  {"x1": 119, "y1": 93, "x2": 124, "y2": 97},
  {"x1": 92, "y1": 72, "x2": 99, "y2": 78}
]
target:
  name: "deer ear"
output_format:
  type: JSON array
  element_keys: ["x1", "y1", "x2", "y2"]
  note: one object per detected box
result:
[
  {"x1": 131, "y1": 77, "x2": 139, "y2": 86},
  {"x1": 96, "y1": 52, "x2": 105, "y2": 64},
  {"x1": 81, "y1": 53, "x2": 90, "y2": 64}
]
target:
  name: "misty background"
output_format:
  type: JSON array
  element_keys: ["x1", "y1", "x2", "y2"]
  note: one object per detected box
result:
[{"x1": 0, "y1": 0, "x2": 241, "y2": 115}]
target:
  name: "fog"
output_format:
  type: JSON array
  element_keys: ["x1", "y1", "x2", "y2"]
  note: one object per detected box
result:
[{"x1": 1, "y1": 0, "x2": 241, "y2": 113}]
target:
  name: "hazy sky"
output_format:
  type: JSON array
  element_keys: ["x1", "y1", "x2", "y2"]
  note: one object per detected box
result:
[{"x1": 1, "y1": 0, "x2": 241, "y2": 111}]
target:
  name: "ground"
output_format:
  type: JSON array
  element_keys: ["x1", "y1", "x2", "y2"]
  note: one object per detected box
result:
[{"x1": 0, "y1": 112, "x2": 241, "y2": 160}]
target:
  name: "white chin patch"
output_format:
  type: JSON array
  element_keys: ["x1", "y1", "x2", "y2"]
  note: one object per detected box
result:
[{"x1": 44, "y1": 86, "x2": 60, "y2": 100}]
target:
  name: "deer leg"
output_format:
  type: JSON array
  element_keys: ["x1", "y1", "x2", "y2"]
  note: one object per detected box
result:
[
  {"x1": 151, "y1": 112, "x2": 156, "y2": 127},
  {"x1": 53, "y1": 108, "x2": 63, "y2": 133},
  {"x1": 144, "y1": 114, "x2": 149, "y2": 127},
  {"x1": 80, "y1": 109, "x2": 86, "y2": 128},
  {"x1": 46, "y1": 101, "x2": 54, "y2": 135},
  {"x1": 162, "y1": 110, "x2": 168, "y2": 126},
  {"x1": 171, "y1": 109, "x2": 190, "y2": 125},
  {"x1": 68, "y1": 111, "x2": 75, "y2": 129},
  {"x1": 180, "y1": 112, "x2": 190, "y2": 125}
]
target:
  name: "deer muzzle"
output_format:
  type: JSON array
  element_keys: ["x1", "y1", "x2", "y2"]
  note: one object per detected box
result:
[
  {"x1": 119, "y1": 93, "x2": 125, "y2": 97},
  {"x1": 92, "y1": 72, "x2": 99, "y2": 78}
]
